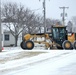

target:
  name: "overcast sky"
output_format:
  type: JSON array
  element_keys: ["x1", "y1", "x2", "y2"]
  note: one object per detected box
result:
[{"x1": 1, "y1": 0, "x2": 76, "y2": 22}]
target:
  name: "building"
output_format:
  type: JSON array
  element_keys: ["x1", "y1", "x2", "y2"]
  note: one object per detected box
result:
[
  {"x1": 3, "y1": 30, "x2": 22, "y2": 47},
  {"x1": 3, "y1": 30, "x2": 15, "y2": 47}
]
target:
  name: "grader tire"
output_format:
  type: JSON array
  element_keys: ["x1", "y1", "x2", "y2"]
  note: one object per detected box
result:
[
  {"x1": 20, "y1": 41, "x2": 26, "y2": 50},
  {"x1": 73, "y1": 41, "x2": 76, "y2": 49},
  {"x1": 62, "y1": 40, "x2": 72, "y2": 50},
  {"x1": 26, "y1": 40, "x2": 34, "y2": 50}
]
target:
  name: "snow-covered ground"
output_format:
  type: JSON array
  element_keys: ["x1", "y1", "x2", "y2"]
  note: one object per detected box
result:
[{"x1": 0, "y1": 47, "x2": 76, "y2": 75}]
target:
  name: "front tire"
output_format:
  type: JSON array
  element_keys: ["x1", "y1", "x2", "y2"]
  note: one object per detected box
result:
[
  {"x1": 62, "y1": 40, "x2": 72, "y2": 50},
  {"x1": 20, "y1": 41, "x2": 26, "y2": 50},
  {"x1": 26, "y1": 40, "x2": 34, "y2": 50}
]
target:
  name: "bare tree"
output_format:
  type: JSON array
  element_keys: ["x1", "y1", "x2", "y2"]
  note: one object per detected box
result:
[
  {"x1": 36, "y1": 15, "x2": 44, "y2": 33},
  {"x1": 2, "y1": 2, "x2": 44, "y2": 46},
  {"x1": 23, "y1": 13, "x2": 43, "y2": 34},
  {"x1": 71, "y1": 16, "x2": 76, "y2": 32},
  {"x1": 28, "y1": 14, "x2": 43, "y2": 33},
  {"x1": 2, "y1": 2, "x2": 32, "y2": 46},
  {"x1": 66, "y1": 21, "x2": 73, "y2": 33},
  {"x1": 71, "y1": 16, "x2": 76, "y2": 26}
]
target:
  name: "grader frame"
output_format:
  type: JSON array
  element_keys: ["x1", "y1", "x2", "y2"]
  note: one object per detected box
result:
[
  {"x1": 20, "y1": 32, "x2": 62, "y2": 50},
  {"x1": 23, "y1": 33, "x2": 57, "y2": 49}
]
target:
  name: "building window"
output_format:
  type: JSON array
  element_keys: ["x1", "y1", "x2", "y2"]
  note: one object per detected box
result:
[{"x1": 5, "y1": 34, "x2": 9, "y2": 41}]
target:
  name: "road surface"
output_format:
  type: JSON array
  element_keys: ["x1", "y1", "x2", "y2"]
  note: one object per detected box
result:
[{"x1": 1, "y1": 50, "x2": 76, "y2": 75}]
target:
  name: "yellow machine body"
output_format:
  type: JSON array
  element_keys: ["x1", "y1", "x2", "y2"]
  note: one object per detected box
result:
[
  {"x1": 68, "y1": 33, "x2": 75, "y2": 43},
  {"x1": 24, "y1": 34, "x2": 31, "y2": 41}
]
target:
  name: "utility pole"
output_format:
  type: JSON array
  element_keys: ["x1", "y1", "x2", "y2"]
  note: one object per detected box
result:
[
  {"x1": 43, "y1": 0, "x2": 46, "y2": 33},
  {"x1": 39, "y1": 0, "x2": 50, "y2": 33},
  {"x1": 59, "y1": 6, "x2": 69, "y2": 25},
  {"x1": 0, "y1": 0, "x2": 2, "y2": 52}
]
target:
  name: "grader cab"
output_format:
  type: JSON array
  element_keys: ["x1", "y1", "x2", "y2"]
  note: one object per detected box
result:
[
  {"x1": 51, "y1": 26, "x2": 76, "y2": 49},
  {"x1": 20, "y1": 26, "x2": 76, "y2": 50},
  {"x1": 51, "y1": 26, "x2": 67, "y2": 48}
]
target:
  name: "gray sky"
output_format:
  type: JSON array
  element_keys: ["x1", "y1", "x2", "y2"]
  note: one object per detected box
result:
[{"x1": 1, "y1": 0, "x2": 76, "y2": 22}]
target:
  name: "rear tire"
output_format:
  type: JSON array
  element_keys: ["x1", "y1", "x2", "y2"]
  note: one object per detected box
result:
[
  {"x1": 73, "y1": 41, "x2": 76, "y2": 49},
  {"x1": 62, "y1": 40, "x2": 72, "y2": 50}
]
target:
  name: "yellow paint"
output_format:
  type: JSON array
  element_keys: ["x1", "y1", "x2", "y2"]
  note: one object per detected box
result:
[
  {"x1": 68, "y1": 33, "x2": 75, "y2": 43},
  {"x1": 26, "y1": 42, "x2": 32, "y2": 48},
  {"x1": 65, "y1": 43, "x2": 70, "y2": 48},
  {"x1": 45, "y1": 34, "x2": 50, "y2": 39},
  {"x1": 24, "y1": 34, "x2": 31, "y2": 41}
]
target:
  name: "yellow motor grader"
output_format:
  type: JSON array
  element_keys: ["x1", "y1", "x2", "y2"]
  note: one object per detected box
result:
[{"x1": 20, "y1": 26, "x2": 76, "y2": 50}]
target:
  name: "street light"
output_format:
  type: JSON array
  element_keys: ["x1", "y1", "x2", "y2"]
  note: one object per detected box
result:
[{"x1": 0, "y1": 0, "x2": 2, "y2": 52}]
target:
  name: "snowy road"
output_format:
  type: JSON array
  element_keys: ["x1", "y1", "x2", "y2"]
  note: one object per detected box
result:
[{"x1": 1, "y1": 50, "x2": 76, "y2": 75}]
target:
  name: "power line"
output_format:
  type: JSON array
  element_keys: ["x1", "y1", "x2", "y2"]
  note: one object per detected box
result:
[
  {"x1": 59, "y1": 6, "x2": 69, "y2": 25},
  {"x1": 31, "y1": 8, "x2": 43, "y2": 11}
]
